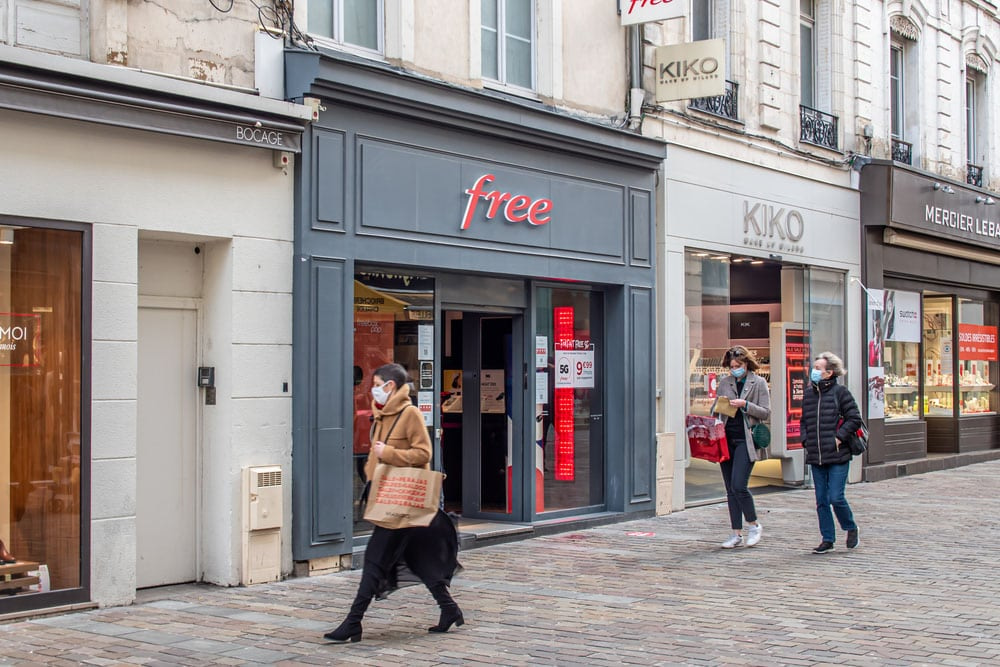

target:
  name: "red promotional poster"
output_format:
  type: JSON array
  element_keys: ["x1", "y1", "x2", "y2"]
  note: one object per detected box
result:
[
  {"x1": 958, "y1": 324, "x2": 998, "y2": 361},
  {"x1": 784, "y1": 329, "x2": 810, "y2": 449}
]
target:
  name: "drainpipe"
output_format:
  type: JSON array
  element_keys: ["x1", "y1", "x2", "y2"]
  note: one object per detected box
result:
[{"x1": 628, "y1": 24, "x2": 645, "y2": 131}]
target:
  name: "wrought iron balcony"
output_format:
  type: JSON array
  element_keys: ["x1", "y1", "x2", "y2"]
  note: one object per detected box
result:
[
  {"x1": 967, "y1": 163, "x2": 984, "y2": 188},
  {"x1": 799, "y1": 105, "x2": 839, "y2": 151},
  {"x1": 689, "y1": 80, "x2": 739, "y2": 121},
  {"x1": 891, "y1": 138, "x2": 912, "y2": 165}
]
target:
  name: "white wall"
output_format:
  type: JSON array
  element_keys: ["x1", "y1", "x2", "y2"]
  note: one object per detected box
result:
[{"x1": 0, "y1": 109, "x2": 294, "y2": 605}]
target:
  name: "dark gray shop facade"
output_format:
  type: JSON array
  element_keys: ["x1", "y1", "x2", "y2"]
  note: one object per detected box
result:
[
  {"x1": 861, "y1": 161, "x2": 1000, "y2": 480},
  {"x1": 285, "y1": 50, "x2": 666, "y2": 562}
]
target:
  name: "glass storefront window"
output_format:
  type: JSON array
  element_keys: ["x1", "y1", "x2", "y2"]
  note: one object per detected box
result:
[
  {"x1": 535, "y1": 287, "x2": 603, "y2": 513},
  {"x1": 957, "y1": 298, "x2": 996, "y2": 416},
  {"x1": 1, "y1": 225, "x2": 83, "y2": 598},
  {"x1": 923, "y1": 295, "x2": 954, "y2": 417},
  {"x1": 352, "y1": 270, "x2": 434, "y2": 534},
  {"x1": 878, "y1": 289, "x2": 922, "y2": 421},
  {"x1": 883, "y1": 338, "x2": 920, "y2": 420}
]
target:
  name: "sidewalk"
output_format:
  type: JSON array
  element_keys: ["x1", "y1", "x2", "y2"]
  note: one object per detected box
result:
[{"x1": 2, "y1": 461, "x2": 999, "y2": 666}]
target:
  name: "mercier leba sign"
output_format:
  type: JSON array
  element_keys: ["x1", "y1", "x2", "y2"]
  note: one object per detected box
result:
[
  {"x1": 654, "y1": 40, "x2": 726, "y2": 103},
  {"x1": 889, "y1": 168, "x2": 1000, "y2": 251}
]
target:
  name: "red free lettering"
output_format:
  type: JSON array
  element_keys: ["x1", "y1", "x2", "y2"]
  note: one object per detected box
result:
[
  {"x1": 461, "y1": 174, "x2": 553, "y2": 230},
  {"x1": 625, "y1": 0, "x2": 674, "y2": 16}
]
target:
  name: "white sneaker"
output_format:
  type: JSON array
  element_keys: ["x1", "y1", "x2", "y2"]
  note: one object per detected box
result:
[
  {"x1": 746, "y1": 523, "x2": 763, "y2": 547},
  {"x1": 721, "y1": 534, "x2": 743, "y2": 549}
]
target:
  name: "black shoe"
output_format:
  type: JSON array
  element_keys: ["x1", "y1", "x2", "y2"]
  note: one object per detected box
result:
[
  {"x1": 846, "y1": 528, "x2": 860, "y2": 549},
  {"x1": 428, "y1": 608, "x2": 465, "y2": 633},
  {"x1": 323, "y1": 619, "x2": 362, "y2": 643},
  {"x1": 812, "y1": 541, "x2": 834, "y2": 554}
]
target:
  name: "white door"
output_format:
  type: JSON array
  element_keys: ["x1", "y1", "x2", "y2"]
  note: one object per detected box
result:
[{"x1": 137, "y1": 305, "x2": 199, "y2": 588}]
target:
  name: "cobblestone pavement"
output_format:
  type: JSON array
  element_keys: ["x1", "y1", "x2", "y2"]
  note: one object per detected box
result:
[{"x1": 2, "y1": 461, "x2": 999, "y2": 666}]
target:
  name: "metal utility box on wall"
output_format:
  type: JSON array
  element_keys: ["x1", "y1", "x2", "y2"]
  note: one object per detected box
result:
[{"x1": 241, "y1": 465, "x2": 283, "y2": 585}]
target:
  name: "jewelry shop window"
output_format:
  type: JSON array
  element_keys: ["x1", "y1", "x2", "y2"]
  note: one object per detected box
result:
[
  {"x1": 957, "y1": 298, "x2": 997, "y2": 416},
  {"x1": 877, "y1": 289, "x2": 922, "y2": 421},
  {"x1": 352, "y1": 271, "x2": 434, "y2": 534},
  {"x1": 1, "y1": 225, "x2": 83, "y2": 598}
]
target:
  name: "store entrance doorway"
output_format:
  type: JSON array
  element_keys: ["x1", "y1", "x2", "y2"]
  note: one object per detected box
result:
[{"x1": 440, "y1": 311, "x2": 525, "y2": 521}]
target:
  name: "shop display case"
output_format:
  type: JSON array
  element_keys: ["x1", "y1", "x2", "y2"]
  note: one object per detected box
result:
[
  {"x1": 923, "y1": 297, "x2": 954, "y2": 417},
  {"x1": 958, "y1": 360, "x2": 995, "y2": 415},
  {"x1": 883, "y1": 341, "x2": 920, "y2": 420},
  {"x1": 689, "y1": 346, "x2": 770, "y2": 415}
]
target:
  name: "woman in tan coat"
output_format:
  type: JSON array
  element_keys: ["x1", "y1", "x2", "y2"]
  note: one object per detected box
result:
[{"x1": 325, "y1": 363, "x2": 463, "y2": 643}]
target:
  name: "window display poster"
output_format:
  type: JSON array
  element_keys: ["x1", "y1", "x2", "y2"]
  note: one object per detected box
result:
[
  {"x1": 536, "y1": 371, "x2": 548, "y2": 404},
  {"x1": 418, "y1": 391, "x2": 434, "y2": 426},
  {"x1": 958, "y1": 324, "x2": 999, "y2": 361},
  {"x1": 883, "y1": 289, "x2": 921, "y2": 343},
  {"x1": 481, "y1": 370, "x2": 505, "y2": 413},
  {"x1": 418, "y1": 324, "x2": 434, "y2": 360},
  {"x1": 554, "y1": 350, "x2": 595, "y2": 388},
  {"x1": 868, "y1": 367, "x2": 885, "y2": 419},
  {"x1": 867, "y1": 288, "x2": 884, "y2": 367},
  {"x1": 785, "y1": 328, "x2": 810, "y2": 448},
  {"x1": 536, "y1": 336, "x2": 548, "y2": 369}
]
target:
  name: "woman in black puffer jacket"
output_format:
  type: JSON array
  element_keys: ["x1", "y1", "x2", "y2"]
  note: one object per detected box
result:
[{"x1": 800, "y1": 351, "x2": 862, "y2": 555}]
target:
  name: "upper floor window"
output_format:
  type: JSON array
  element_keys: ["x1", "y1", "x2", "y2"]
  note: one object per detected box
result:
[
  {"x1": 482, "y1": 0, "x2": 534, "y2": 90},
  {"x1": 966, "y1": 76, "x2": 977, "y2": 163},
  {"x1": 691, "y1": 0, "x2": 712, "y2": 42},
  {"x1": 308, "y1": 0, "x2": 382, "y2": 52},
  {"x1": 800, "y1": 0, "x2": 815, "y2": 108},
  {"x1": 0, "y1": 0, "x2": 87, "y2": 57},
  {"x1": 890, "y1": 44, "x2": 904, "y2": 139}
]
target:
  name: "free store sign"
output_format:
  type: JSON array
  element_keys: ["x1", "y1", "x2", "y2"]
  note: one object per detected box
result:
[
  {"x1": 461, "y1": 174, "x2": 552, "y2": 231},
  {"x1": 619, "y1": 0, "x2": 685, "y2": 26}
]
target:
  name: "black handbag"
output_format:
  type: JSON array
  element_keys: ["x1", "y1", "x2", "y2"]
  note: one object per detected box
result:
[{"x1": 846, "y1": 421, "x2": 869, "y2": 456}]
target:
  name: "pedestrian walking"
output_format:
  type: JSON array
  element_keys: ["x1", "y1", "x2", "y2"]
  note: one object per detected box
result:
[
  {"x1": 800, "y1": 351, "x2": 862, "y2": 554},
  {"x1": 324, "y1": 363, "x2": 464, "y2": 643},
  {"x1": 713, "y1": 345, "x2": 770, "y2": 548}
]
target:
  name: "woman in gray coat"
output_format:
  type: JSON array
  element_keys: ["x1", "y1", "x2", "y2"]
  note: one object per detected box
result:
[{"x1": 713, "y1": 345, "x2": 771, "y2": 548}]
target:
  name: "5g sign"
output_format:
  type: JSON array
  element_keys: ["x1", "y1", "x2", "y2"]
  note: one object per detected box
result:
[{"x1": 554, "y1": 350, "x2": 595, "y2": 389}]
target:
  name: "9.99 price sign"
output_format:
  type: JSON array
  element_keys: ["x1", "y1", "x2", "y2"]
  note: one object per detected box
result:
[{"x1": 554, "y1": 350, "x2": 595, "y2": 389}]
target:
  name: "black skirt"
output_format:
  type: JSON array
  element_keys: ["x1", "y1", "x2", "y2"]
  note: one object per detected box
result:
[{"x1": 369, "y1": 509, "x2": 463, "y2": 600}]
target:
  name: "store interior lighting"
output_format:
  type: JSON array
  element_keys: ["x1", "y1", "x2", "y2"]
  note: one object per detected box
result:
[
  {"x1": 884, "y1": 228, "x2": 1000, "y2": 266},
  {"x1": 0, "y1": 227, "x2": 13, "y2": 245}
]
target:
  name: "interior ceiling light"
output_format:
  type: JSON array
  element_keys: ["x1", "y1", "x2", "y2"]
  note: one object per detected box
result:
[
  {"x1": 884, "y1": 228, "x2": 1000, "y2": 266},
  {"x1": 750, "y1": 260, "x2": 764, "y2": 265}
]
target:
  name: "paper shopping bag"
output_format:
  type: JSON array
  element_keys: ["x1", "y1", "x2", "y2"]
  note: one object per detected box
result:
[
  {"x1": 363, "y1": 464, "x2": 444, "y2": 529},
  {"x1": 685, "y1": 415, "x2": 730, "y2": 463}
]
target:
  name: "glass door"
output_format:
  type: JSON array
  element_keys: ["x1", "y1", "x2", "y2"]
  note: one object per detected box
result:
[{"x1": 458, "y1": 312, "x2": 525, "y2": 520}]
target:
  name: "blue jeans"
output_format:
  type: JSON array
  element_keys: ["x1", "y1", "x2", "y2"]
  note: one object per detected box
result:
[{"x1": 811, "y1": 462, "x2": 857, "y2": 542}]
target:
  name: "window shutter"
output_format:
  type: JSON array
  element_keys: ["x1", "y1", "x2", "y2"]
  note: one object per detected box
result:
[{"x1": 12, "y1": 0, "x2": 86, "y2": 57}]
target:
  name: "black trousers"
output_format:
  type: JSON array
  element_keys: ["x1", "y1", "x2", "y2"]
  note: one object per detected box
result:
[{"x1": 719, "y1": 438, "x2": 757, "y2": 530}]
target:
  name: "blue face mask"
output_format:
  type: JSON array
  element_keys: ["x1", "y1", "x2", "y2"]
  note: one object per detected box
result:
[
  {"x1": 810, "y1": 369, "x2": 824, "y2": 383},
  {"x1": 731, "y1": 367, "x2": 746, "y2": 379}
]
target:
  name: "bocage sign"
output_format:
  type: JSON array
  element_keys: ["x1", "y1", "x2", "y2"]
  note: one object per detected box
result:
[
  {"x1": 461, "y1": 174, "x2": 553, "y2": 231},
  {"x1": 0, "y1": 312, "x2": 41, "y2": 367},
  {"x1": 619, "y1": 0, "x2": 685, "y2": 26},
  {"x1": 654, "y1": 39, "x2": 726, "y2": 102}
]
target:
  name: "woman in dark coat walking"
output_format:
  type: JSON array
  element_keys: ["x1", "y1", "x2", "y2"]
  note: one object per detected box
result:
[
  {"x1": 800, "y1": 352, "x2": 863, "y2": 554},
  {"x1": 324, "y1": 363, "x2": 463, "y2": 643}
]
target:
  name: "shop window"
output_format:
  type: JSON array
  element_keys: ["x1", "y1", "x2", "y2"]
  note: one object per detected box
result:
[
  {"x1": 923, "y1": 295, "x2": 954, "y2": 417},
  {"x1": 352, "y1": 271, "x2": 434, "y2": 534},
  {"x1": 876, "y1": 289, "x2": 921, "y2": 421},
  {"x1": 482, "y1": 0, "x2": 535, "y2": 90},
  {"x1": 957, "y1": 298, "x2": 996, "y2": 416},
  {"x1": 309, "y1": 0, "x2": 383, "y2": 52},
  {"x1": 1, "y1": 225, "x2": 83, "y2": 599},
  {"x1": 535, "y1": 287, "x2": 603, "y2": 513}
]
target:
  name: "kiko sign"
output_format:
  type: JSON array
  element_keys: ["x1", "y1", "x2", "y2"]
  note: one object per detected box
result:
[{"x1": 655, "y1": 39, "x2": 726, "y2": 102}]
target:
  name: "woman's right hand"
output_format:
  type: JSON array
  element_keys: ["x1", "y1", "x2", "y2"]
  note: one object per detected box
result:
[{"x1": 373, "y1": 441, "x2": 386, "y2": 458}]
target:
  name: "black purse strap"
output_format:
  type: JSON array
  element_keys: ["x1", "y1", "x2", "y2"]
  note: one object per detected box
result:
[{"x1": 375, "y1": 410, "x2": 405, "y2": 444}]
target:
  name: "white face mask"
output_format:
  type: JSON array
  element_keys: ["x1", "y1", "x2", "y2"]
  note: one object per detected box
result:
[{"x1": 371, "y1": 382, "x2": 392, "y2": 404}]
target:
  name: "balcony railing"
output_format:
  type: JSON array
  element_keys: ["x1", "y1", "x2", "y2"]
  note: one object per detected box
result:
[
  {"x1": 799, "y1": 105, "x2": 839, "y2": 151},
  {"x1": 968, "y1": 163, "x2": 984, "y2": 188},
  {"x1": 891, "y1": 138, "x2": 912, "y2": 165},
  {"x1": 689, "y1": 80, "x2": 739, "y2": 121}
]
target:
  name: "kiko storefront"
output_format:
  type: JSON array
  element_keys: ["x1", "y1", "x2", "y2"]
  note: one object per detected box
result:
[
  {"x1": 285, "y1": 50, "x2": 666, "y2": 566},
  {"x1": 860, "y1": 161, "x2": 1000, "y2": 480}
]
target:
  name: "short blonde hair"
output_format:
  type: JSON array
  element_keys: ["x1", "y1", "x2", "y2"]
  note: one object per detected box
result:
[{"x1": 815, "y1": 351, "x2": 845, "y2": 377}]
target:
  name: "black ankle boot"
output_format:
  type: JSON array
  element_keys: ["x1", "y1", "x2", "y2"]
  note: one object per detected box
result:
[
  {"x1": 428, "y1": 583, "x2": 465, "y2": 633},
  {"x1": 323, "y1": 617, "x2": 362, "y2": 643}
]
